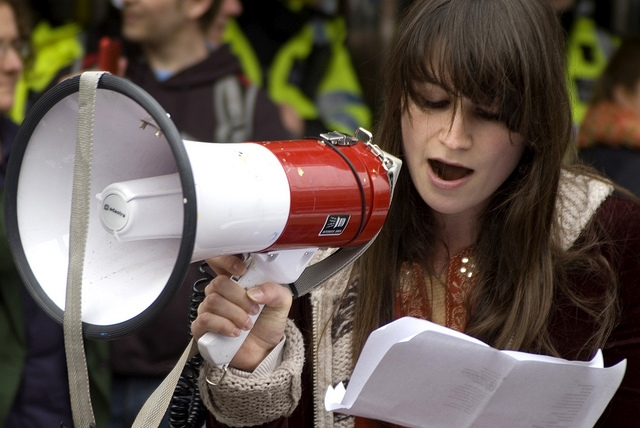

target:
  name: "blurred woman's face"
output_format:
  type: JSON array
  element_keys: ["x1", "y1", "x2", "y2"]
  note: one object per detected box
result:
[
  {"x1": 401, "y1": 80, "x2": 525, "y2": 225},
  {"x1": 0, "y1": 3, "x2": 24, "y2": 115}
]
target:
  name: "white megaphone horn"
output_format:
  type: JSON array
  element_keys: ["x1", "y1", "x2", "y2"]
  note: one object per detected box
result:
[{"x1": 4, "y1": 73, "x2": 401, "y2": 368}]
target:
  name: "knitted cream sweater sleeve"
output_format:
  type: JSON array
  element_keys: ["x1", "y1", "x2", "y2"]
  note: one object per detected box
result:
[{"x1": 198, "y1": 318, "x2": 305, "y2": 426}]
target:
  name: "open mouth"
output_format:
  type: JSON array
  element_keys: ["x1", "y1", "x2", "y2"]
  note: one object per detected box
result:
[{"x1": 429, "y1": 159, "x2": 473, "y2": 181}]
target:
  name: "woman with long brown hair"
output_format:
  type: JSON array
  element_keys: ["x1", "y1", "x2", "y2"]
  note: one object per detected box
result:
[{"x1": 192, "y1": 0, "x2": 640, "y2": 426}]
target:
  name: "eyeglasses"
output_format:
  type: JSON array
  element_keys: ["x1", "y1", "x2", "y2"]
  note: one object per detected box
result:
[{"x1": 0, "y1": 38, "x2": 30, "y2": 61}]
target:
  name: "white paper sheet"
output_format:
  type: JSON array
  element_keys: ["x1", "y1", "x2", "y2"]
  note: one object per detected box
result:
[{"x1": 325, "y1": 317, "x2": 626, "y2": 428}]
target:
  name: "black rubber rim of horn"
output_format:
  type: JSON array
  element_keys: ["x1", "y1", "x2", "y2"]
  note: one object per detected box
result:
[{"x1": 4, "y1": 73, "x2": 198, "y2": 340}]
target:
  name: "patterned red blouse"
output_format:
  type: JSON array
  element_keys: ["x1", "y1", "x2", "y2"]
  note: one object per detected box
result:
[{"x1": 356, "y1": 248, "x2": 477, "y2": 428}]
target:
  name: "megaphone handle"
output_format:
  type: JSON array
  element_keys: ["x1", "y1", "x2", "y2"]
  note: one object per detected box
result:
[
  {"x1": 197, "y1": 249, "x2": 317, "y2": 369},
  {"x1": 197, "y1": 306, "x2": 264, "y2": 370}
]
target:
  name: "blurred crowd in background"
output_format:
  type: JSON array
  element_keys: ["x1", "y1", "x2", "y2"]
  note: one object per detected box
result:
[{"x1": 2, "y1": 0, "x2": 640, "y2": 427}]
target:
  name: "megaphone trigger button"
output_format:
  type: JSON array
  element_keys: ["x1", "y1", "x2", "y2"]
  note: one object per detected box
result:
[{"x1": 231, "y1": 256, "x2": 252, "y2": 283}]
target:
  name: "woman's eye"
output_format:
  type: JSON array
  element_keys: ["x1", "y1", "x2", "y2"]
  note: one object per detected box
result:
[
  {"x1": 475, "y1": 108, "x2": 501, "y2": 122},
  {"x1": 416, "y1": 97, "x2": 449, "y2": 110}
]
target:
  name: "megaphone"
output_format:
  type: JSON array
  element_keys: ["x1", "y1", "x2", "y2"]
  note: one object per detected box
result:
[{"x1": 4, "y1": 72, "x2": 401, "y2": 367}]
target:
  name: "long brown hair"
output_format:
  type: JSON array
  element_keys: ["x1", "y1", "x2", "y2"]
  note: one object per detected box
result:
[{"x1": 351, "y1": 0, "x2": 617, "y2": 361}]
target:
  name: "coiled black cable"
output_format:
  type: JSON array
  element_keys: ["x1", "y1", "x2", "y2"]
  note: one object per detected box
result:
[{"x1": 169, "y1": 262, "x2": 213, "y2": 427}]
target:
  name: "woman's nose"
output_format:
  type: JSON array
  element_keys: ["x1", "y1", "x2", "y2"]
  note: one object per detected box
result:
[{"x1": 438, "y1": 108, "x2": 472, "y2": 151}]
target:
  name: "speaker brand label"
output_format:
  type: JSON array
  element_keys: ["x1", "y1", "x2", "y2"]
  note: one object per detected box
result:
[
  {"x1": 100, "y1": 193, "x2": 129, "y2": 232},
  {"x1": 104, "y1": 204, "x2": 126, "y2": 218},
  {"x1": 319, "y1": 214, "x2": 350, "y2": 236}
]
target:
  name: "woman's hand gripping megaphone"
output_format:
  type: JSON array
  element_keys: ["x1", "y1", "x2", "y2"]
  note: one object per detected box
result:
[{"x1": 192, "y1": 248, "x2": 317, "y2": 371}]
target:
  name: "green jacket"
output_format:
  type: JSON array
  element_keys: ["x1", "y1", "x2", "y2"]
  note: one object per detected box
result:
[
  {"x1": 9, "y1": 21, "x2": 83, "y2": 124},
  {"x1": 224, "y1": 15, "x2": 371, "y2": 135},
  {"x1": 0, "y1": 189, "x2": 111, "y2": 426},
  {"x1": 566, "y1": 16, "x2": 619, "y2": 126}
]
